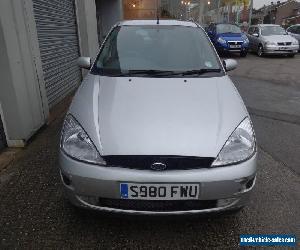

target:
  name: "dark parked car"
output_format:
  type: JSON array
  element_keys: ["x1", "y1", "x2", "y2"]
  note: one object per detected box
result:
[
  {"x1": 287, "y1": 24, "x2": 300, "y2": 51},
  {"x1": 206, "y1": 23, "x2": 249, "y2": 57}
]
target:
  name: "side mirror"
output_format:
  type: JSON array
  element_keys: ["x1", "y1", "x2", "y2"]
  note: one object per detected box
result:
[
  {"x1": 253, "y1": 33, "x2": 259, "y2": 37},
  {"x1": 78, "y1": 57, "x2": 91, "y2": 69},
  {"x1": 223, "y1": 59, "x2": 238, "y2": 72}
]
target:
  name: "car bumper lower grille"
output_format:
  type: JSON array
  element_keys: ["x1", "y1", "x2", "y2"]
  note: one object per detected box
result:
[
  {"x1": 277, "y1": 42, "x2": 292, "y2": 46},
  {"x1": 98, "y1": 198, "x2": 217, "y2": 212},
  {"x1": 102, "y1": 155, "x2": 215, "y2": 170},
  {"x1": 228, "y1": 41, "x2": 243, "y2": 46}
]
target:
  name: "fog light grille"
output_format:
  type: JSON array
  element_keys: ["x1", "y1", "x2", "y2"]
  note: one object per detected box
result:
[{"x1": 97, "y1": 198, "x2": 217, "y2": 212}]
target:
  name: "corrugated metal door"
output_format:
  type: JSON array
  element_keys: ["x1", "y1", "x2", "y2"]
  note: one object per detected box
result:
[{"x1": 32, "y1": 0, "x2": 81, "y2": 108}]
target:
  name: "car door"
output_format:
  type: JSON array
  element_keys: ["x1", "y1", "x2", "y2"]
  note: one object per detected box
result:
[
  {"x1": 287, "y1": 26, "x2": 294, "y2": 36},
  {"x1": 287, "y1": 26, "x2": 296, "y2": 39},
  {"x1": 252, "y1": 27, "x2": 260, "y2": 52},
  {"x1": 292, "y1": 26, "x2": 300, "y2": 44},
  {"x1": 247, "y1": 27, "x2": 255, "y2": 50},
  {"x1": 248, "y1": 26, "x2": 259, "y2": 51}
]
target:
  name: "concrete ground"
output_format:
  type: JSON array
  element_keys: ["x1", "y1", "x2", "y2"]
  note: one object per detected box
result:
[{"x1": 0, "y1": 53, "x2": 299, "y2": 249}]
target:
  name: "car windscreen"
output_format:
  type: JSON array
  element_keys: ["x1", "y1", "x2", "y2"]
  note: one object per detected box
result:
[
  {"x1": 216, "y1": 24, "x2": 241, "y2": 34},
  {"x1": 261, "y1": 26, "x2": 287, "y2": 36},
  {"x1": 92, "y1": 25, "x2": 222, "y2": 77}
]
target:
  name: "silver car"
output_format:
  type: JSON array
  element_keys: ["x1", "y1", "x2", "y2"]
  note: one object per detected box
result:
[
  {"x1": 59, "y1": 20, "x2": 257, "y2": 215},
  {"x1": 247, "y1": 24, "x2": 299, "y2": 57}
]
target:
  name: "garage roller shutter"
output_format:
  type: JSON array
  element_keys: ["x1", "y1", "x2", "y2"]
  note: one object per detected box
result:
[{"x1": 32, "y1": 0, "x2": 81, "y2": 108}]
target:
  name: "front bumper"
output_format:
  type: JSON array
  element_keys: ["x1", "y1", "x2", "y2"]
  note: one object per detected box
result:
[
  {"x1": 215, "y1": 43, "x2": 248, "y2": 54},
  {"x1": 59, "y1": 151, "x2": 257, "y2": 215},
  {"x1": 264, "y1": 45, "x2": 299, "y2": 54}
]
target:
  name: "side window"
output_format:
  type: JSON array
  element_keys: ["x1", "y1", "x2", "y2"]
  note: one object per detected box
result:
[
  {"x1": 287, "y1": 26, "x2": 294, "y2": 33},
  {"x1": 212, "y1": 25, "x2": 216, "y2": 33},
  {"x1": 208, "y1": 24, "x2": 212, "y2": 32},
  {"x1": 254, "y1": 27, "x2": 259, "y2": 35},
  {"x1": 296, "y1": 26, "x2": 300, "y2": 34},
  {"x1": 96, "y1": 27, "x2": 120, "y2": 69}
]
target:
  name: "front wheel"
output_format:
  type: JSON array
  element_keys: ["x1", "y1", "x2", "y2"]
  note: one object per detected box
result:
[
  {"x1": 240, "y1": 51, "x2": 248, "y2": 57},
  {"x1": 257, "y1": 45, "x2": 264, "y2": 57}
]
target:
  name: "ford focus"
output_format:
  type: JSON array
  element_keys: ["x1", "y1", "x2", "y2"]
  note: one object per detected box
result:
[{"x1": 59, "y1": 20, "x2": 257, "y2": 215}]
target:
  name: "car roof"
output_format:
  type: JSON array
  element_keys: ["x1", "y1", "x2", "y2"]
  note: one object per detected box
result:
[
  {"x1": 257, "y1": 24, "x2": 281, "y2": 27},
  {"x1": 215, "y1": 23, "x2": 238, "y2": 25},
  {"x1": 119, "y1": 19, "x2": 198, "y2": 28}
]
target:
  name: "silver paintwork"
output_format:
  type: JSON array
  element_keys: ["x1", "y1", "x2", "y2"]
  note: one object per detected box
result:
[
  {"x1": 78, "y1": 57, "x2": 91, "y2": 70},
  {"x1": 70, "y1": 75, "x2": 247, "y2": 157},
  {"x1": 120, "y1": 19, "x2": 198, "y2": 27},
  {"x1": 247, "y1": 24, "x2": 299, "y2": 56},
  {"x1": 224, "y1": 59, "x2": 238, "y2": 72},
  {"x1": 60, "y1": 20, "x2": 257, "y2": 214},
  {"x1": 60, "y1": 151, "x2": 257, "y2": 215}
]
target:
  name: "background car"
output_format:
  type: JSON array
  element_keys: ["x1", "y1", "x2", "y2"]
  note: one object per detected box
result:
[
  {"x1": 287, "y1": 24, "x2": 300, "y2": 52},
  {"x1": 206, "y1": 23, "x2": 249, "y2": 57},
  {"x1": 247, "y1": 24, "x2": 299, "y2": 57}
]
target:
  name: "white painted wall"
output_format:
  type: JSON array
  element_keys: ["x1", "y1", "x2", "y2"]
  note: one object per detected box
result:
[
  {"x1": 76, "y1": 0, "x2": 99, "y2": 61},
  {"x1": 0, "y1": 0, "x2": 47, "y2": 147},
  {"x1": 0, "y1": 0, "x2": 100, "y2": 147}
]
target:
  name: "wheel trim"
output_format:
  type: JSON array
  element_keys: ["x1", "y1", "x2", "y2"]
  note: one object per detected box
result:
[{"x1": 258, "y1": 46, "x2": 263, "y2": 56}]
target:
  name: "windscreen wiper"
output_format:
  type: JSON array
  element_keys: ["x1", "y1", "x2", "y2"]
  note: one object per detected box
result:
[
  {"x1": 180, "y1": 68, "x2": 222, "y2": 76},
  {"x1": 112, "y1": 69, "x2": 221, "y2": 77},
  {"x1": 116, "y1": 70, "x2": 176, "y2": 77},
  {"x1": 129, "y1": 69, "x2": 222, "y2": 76}
]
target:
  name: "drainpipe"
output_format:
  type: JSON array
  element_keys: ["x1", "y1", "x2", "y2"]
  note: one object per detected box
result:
[
  {"x1": 217, "y1": 0, "x2": 221, "y2": 22},
  {"x1": 248, "y1": 0, "x2": 253, "y2": 26}
]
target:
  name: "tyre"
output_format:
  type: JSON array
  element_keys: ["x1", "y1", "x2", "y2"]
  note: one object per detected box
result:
[
  {"x1": 257, "y1": 45, "x2": 264, "y2": 57},
  {"x1": 240, "y1": 51, "x2": 248, "y2": 57},
  {"x1": 288, "y1": 54, "x2": 295, "y2": 58}
]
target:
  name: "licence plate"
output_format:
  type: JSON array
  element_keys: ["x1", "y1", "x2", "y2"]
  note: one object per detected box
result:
[
  {"x1": 230, "y1": 45, "x2": 241, "y2": 48},
  {"x1": 279, "y1": 47, "x2": 288, "y2": 50},
  {"x1": 120, "y1": 183, "x2": 200, "y2": 200}
]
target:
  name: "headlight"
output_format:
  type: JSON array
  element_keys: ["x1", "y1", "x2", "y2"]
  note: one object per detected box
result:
[
  {"x1": 217, "y1": 37, "x2": 227, "y2": 44},
  {"x1": 212, "y1": 117, "x2": 256, "y2": 167},
  {"x1": 242, "y1": 36, "x2": 249, "y2": 43},
  {"x1": 292, "y1": 40, "x2": 299, "y2": 45},
  {"x1": 61, "y1": 114, "x2": 106, "y2": 165}
]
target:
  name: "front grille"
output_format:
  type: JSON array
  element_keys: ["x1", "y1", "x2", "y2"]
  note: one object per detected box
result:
[
  {"x1": 228, "y1": 41, "x2": 243, "y2": 45},
  {"x1": 98, "y1": 198, "x2": 217, "y2": 212},
  {"x1": 103, "y1": 156, "x2": 214, "y2": 170},
  {"x1": 277, "y1": 42, "x2": 292, "y2": 46}
]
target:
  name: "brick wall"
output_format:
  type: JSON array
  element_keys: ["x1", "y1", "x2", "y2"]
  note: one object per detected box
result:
[{"x1": 275, "y1": 0, "x2": 300, "y2": 25}]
